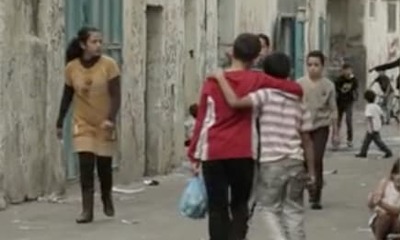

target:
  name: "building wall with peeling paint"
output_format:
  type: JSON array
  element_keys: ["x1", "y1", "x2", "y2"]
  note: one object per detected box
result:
[
  {"x1": 0, "y1": 0, "x2": 65, "y2": 204},
  {"x1": 364, "y1": 0, "x2": 400, "y2": 90}
]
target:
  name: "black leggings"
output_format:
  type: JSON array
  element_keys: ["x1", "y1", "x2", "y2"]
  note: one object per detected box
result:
[
  {"x1": 202, "y1": 159, "x2": 254, "y2": 240},
  {"x1": 78, "y1": 152, "x2": 113, "y2": 196}
]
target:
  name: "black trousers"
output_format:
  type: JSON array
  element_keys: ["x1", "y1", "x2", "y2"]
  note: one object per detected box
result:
[
  {"x1": 202, "y1": 159, "x2": 254, "y2": 240},
  {"x1": 359, "y1": 132, "x2": 392, "y2": 156},
  {"x1": 78, "y1": 152, "x2": 113, "y2": 200},
  {"x1": 309, "y1": 127, "x2": 329, "y2": 204},
  {"x1": 338, "y1": 103, "x2": 353, "y2": 142}
]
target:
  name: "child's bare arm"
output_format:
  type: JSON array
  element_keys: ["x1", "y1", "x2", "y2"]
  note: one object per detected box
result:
[
  {"x1": 378, "y1": 201, "x2": 400, "y2": 216},
  {"x1": 213, "y1": 70, "x2": 253, "y2": 108},
  {"x1": 368, "y1": 178, "x2": 388, "y2": 209}
]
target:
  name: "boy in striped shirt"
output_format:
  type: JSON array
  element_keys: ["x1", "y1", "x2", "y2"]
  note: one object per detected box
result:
[{"x1": 213, "y1": 52, "x2": 316, "y2": 240}]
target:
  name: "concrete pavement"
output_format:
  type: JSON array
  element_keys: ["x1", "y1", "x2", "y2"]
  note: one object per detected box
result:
[{"x1": 0, "y1": 115, "x2": 399, "y2": 240}]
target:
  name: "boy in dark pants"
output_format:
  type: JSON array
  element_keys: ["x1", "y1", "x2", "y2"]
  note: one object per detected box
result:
[
  {"x1": 335, "y1": 64, "x2": 358, "y2": 147},
  {"x1": 356, "y1": 90, "x2": 393, "y2": 159},
  {"x1": 188, "y1": 34, "x2": 303, "y2": 240}
]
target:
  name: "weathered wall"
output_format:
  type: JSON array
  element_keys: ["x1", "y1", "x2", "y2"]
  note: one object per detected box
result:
[
  {"x1": 120, "y1": 0, "x2": 185, "y2": 182},
  {"x1": 0, "y1": 0, "x2": 65, "y2": 205},
  {"x1": 364, "y1": 0, "x2": 400, "y2": 89},
  {"x1": 305, "y1": 0, "x2": 328, "y2": 53},
  {"x1": 327, "y1": 0, "x2": 366, "y2": 100}
]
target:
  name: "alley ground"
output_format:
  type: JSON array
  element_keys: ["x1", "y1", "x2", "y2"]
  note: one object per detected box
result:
[{"x1": 0, "y1": 112, "x2": 399, "y2": 240}]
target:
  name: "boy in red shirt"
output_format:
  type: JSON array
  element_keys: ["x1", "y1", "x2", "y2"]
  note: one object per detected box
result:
[{"x1": 188, "y1": 33, "x2": 303, "y2": 240}]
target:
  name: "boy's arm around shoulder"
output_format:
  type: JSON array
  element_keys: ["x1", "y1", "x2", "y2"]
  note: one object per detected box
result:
[{"x1": 259, "y1": 74, "x2": 303, "y2": 97}]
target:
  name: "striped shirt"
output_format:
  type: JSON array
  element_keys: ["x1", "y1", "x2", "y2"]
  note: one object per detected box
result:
[{"x1": 249, "y1": 89, "x2": 313, "y2": 163}]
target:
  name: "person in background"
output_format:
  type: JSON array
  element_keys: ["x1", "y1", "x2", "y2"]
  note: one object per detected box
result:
[
  {"x1": 56, "y1": 26, "x2": 121, "y2": 224},
  {"x1": 370, "y1": 71, "x2": 394, "y2": 125},
  {"x1": 368, "y1": 158, "x2": 400, "y2": 240},
  {"x1": 184, "y1": 104, "x2": 198, "y2": 147},
  {"x1": 188, "y1": 33, "x2": 303, "y2": 240},
  {"x1": 297, "y1": 50, "x2": 338, "y2": 210},
  {"x1": 253, "y1": 34, "x2": 271, "y2": 70},
  {"x1": 212, "y1": 52, "x2": 316, "y2": 240},
  {"x1": 335, "y1": 63, "x2": 358, "y2": 148},
  {"x1": 355, "y1": 90, "x2": 392, "y2": 159}
]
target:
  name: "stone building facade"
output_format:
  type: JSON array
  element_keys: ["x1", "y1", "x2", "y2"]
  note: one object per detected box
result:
[{"x1": 0, "y1": 0, "x2": 333, "y2": 207}]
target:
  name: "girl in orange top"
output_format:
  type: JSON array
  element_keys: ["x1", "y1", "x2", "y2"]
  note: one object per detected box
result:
[{"x1": 56, "y1": 27, "x2": 121, "y2": 224}]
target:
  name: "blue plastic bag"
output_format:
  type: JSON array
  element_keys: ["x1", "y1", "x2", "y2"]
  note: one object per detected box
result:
[{"x1": 179, "y1": 176, "x2": 207, "y2": 219}]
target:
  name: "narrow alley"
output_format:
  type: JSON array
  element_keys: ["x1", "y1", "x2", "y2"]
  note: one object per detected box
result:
[{"x1": 0, "y1": 114, "x2": 398, "y2": 240}]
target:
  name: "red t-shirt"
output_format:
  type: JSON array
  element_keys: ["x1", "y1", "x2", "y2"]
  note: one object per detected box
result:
[{"x1": 188, "y1": 70, "x2": 303, "y2": 162}]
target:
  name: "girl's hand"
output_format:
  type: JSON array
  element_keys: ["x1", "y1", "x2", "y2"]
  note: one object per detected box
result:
[
  {"x1": 100, "y1": 120, "x2": 115, "y2": 130},
  {"x1": 372, "y1": 192, "x2": 383, "y2": 205}
]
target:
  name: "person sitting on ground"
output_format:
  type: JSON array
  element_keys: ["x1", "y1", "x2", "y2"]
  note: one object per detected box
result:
[
  {"x1": 355, "y1": 90, "x2": 393, "y2": 159},
  {"x1": 368, "y1": 158, "x2": 400, "y2": 240}
]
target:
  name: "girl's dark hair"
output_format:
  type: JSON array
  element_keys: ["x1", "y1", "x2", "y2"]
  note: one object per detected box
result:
[
  {"x1": 307, "y1": 50, "x2": 325, "y2": 66},
  {"x1": 390, "y1": 158, "x2": 400, "y2": 175},
  {"x1": 66, "y1": 26, "x2": 100, "y2": 63}
]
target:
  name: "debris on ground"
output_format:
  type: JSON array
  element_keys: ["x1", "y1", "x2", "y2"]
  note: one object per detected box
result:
[
  {"x1": 143, "y1": 180, "x2": 160, "y2": 186},
  {"x1": 37, "y1": 193, "x2": 66, "y2": 204},
  {"x1": 324, "y1": 169, "x2": 338, "y2": 175},
  {"x1": 121, "y1": 219, "x2": 140, "y2": 225},
  {"x1": 112, "y1": 187, "x2": 145, "y2": 194}
]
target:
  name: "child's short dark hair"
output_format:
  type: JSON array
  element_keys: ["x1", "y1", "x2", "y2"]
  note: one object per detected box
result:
[
  {"x1": 307, "y1": 50, "x2": 325, "y2": 66},
  {"x1": 364, "y1": 90, "x2": 376, "y2": 103},
  {"x1": 189, "y1": 104, "x2": 198, "y2": 118},
  {"x1": 233, "y1": 33, "x2": 261, "y2": 64},
  {"x1": 262, "y1": 52, "x2": 291, "y2": 79}
]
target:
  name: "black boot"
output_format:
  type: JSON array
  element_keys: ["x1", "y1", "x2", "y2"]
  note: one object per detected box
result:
[
  {"x1": 97, "y1": 156, "x2": 115, "y2": 217},
  {"x1": 102, "y1": 194, "x2": 115, "y2": 217},
  {"x1": 310, "y1": 188, "x2": 323, "y2": 210},
  {"x1": 76, "y1": 191, "x2": 94, "y2": 224},
  {"x1": 76, "y1": 153, "x2": 96, "y2": 224}
]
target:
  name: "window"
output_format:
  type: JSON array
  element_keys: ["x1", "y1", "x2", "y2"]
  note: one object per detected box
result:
[
  {"x1": 369, "y1": 0, "x2": 376, "y2": 18},
  {"x1": 387, "y1": 1, "x2": 397, "y2": 32}
]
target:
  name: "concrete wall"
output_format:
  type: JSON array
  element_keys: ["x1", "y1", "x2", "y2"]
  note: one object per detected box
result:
[
  {"x1": 0, "y1": 0, "x2": 65, "y2": 205},
  {"x1": 119, "y1": 0, "x2": 220, "y2": 182},
  {"x1": 364, "y1": 0, "x2": 400, "y2": 89},
  {"x1": 305, "y1": 0, "x2": 328, "y2": 53},
  {"x1": 327, "y1": 0, "x2": 366, "y2": 98},
  {"x1": 120, "y1": 0, "x2": 184, "y2": 181}
]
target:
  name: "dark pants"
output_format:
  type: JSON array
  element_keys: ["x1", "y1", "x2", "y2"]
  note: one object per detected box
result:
[
  {"x1": 78, "y1": 152, "x2": 113, "y2": 210},
  {"x1": 359, "y1": 132, "x2": 392, "y2": 156},
  {"x1": 309, "y1": 127, "x2": 329, "y2": 204},
  {"x1": 337, "y1": 103, "x2": 353, "y2": 142},
  {"x1": 202, "y1": 159, "x2": 254, "y2": 240}
]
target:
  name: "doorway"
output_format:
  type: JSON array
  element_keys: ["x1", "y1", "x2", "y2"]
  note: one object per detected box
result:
[{"x1": 145, "y1": 6, "x2": 163, "y2": 176}]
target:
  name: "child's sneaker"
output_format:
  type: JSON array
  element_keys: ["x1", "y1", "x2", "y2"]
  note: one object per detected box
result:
[{"x1": 384, "y1": 152, "x2": 393, "y2": 159}]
